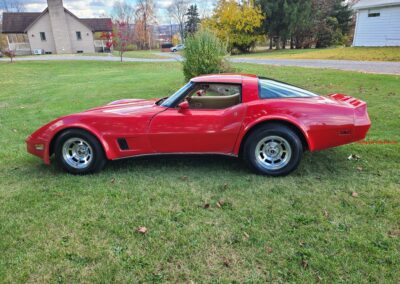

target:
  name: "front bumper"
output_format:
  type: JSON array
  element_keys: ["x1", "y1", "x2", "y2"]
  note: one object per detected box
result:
[{"x1": 26, "y1": 135, "x2": 50, "y2": 165}]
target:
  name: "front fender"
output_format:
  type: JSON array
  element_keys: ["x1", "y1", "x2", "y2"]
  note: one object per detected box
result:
[{"x1": 27, "y1": 117, "x2": 114, "y2": 165}]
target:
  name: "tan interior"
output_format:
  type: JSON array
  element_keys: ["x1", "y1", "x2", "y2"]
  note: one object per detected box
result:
[{"x1": 188, "y1": 93, "x2": 241, "y2": 109}]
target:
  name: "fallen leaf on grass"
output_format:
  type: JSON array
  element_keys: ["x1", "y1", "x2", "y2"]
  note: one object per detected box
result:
[
  {"x1": 216, "y1": 200, "x2": 225, "y2": 208},
  {"x1": 348, "y1": 154, "x2": 361, "y2": 161},
  {"x1": 265, "y1": 246, "x2": 273, "y2": 254},
  {"x1": 243, "y1": 232, "x2": 249, "y2": 240},
  {"x1": 137, "y1": 227, "x2": 148, "y2": 234},
  {"x1": 301, "y1": 259, "x2": 308, "y2": 269},
  {"x1": 356, "y1": 166, "x2": 363, "y2": 172},
  {"x1": 323, "y1": 210, "x2": 329, "y2": 218},
  {"x1": 351, "y1": 192, "x2": 359, "y2": 197},
  {"x1": 388, "y1": 230, "x2": 400, "y2": 238},
  {"x1": 110, "y1": 177, "x2": 115, "y2": 184},
  {"x1": 179, "y1": 176, "x2": 188, "y2": 181},
  {"x1": 223, "y1": 258, "x2": 231, "y2": 268}
]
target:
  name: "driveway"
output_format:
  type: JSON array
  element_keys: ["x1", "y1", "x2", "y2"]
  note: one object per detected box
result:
[{"x1": 1, "y1": 54, "x2": 399, "y2": 75}]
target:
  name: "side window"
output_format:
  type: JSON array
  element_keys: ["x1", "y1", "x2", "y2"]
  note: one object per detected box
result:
[
  {"x1": 259, "y1": 79, "x2": 318, "y2": 99},
  {"x1": 368, "y1": 9, "x2": 380, "y2": 17},
  {"x1": 76, "y1": 31, "x2": 82, "y2": 40},
  {"x1": 40, "y1": 32, "x2": 46, "y2": 41},
  {"x1": 186, "y1": 83, "x2": 241, "y2": 109}
]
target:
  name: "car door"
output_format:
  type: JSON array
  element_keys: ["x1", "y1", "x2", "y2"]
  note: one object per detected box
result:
[{"x1": 147, "y1": 83, "x2": 246, "y2": 154}]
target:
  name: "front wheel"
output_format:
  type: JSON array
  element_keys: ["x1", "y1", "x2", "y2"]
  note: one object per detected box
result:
[
  {"x1": 54, "y1": 129, "x2": 107, "y2": 174},
  {"x1": 243, "y1": 124, "x2": 303, "y2": 176}
]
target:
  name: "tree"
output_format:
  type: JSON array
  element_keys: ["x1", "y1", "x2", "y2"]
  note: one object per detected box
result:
[
  {"x1": 101, "y1": 21, "x2": 129, "y2": 62},
  {"x1": 134, "y1": 0, "x2": 157, "y2": 50},
  {"x1": 3, "y1": 49, "x2": 16, "y2": 63},
  {"x1": 313, "y1": 0, "x2": 353, "y2": 47},
  {"x1": 257, "y1": 0, "x2": 296, "y2": 49},
  {"x1": 257, "y1": 0, "x2": 353, "y2": 49},
  {"x1": 112, "y1": 1, "x2": 135, "y2": 24},
  {"x1": 0, "y1": 0, "x2": 25, "y2": 13},
  {"x1": 203, "y1": 0, "x2": 264, "y2": 53},
  {"x1": 0, "y1": 0, "x2": 25, "y2": 23},
  {"x1": 168, "y1": 0, "x2": 189, "y2": 43},
  {"x1": 182, "y1": 29, "x2": 229, "y2": 81},
  {"x1": 111, "y1": 1, "x2": 135, "y2": 52},
  {"x1": 184, "y1": 5, "x2": 200, "y2": 36}
]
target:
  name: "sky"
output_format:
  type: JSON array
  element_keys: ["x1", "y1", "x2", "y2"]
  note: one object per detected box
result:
[{"x1": 0, "y1": 0, "x2": 216, "y2": 24}]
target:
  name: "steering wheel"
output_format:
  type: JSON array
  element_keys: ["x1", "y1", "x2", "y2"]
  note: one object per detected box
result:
[{"x1": 196, "y1": 90, "x2": 204, "y2": 97}]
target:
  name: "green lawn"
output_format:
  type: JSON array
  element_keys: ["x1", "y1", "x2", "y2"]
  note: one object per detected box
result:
[
  {"x1": 234, "y1": 47, "x2": 400, "y2": 62},
  {"x1": 0, "y1": 61, "x2": 399, "y2": 283},
  {"x1": 113, "y1": 50, "x2": 172, "y2": 59},
  {"x1": 81, "y1": 50, "x2": 171, "y2": 59}
]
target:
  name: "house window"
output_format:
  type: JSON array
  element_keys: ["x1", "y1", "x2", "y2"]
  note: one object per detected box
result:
[
  {"x1": 40, "y1": 32, "x2": 46, "y2": 41},
  {"x1": 368, "y1": 9, "x2": 380, "y2": 17},
  {"x1": 76, "y1": 31, "x2": 82, "y2": 40}
]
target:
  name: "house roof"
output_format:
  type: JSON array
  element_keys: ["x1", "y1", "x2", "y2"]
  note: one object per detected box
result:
[
  {"x1": 2, "y1": 12, "x2": 42, "y2": 33},
  {"x1": 353, "y1": 0, "x2": 400, "y2": 10},
  {"x1": 2, "y1": 9, "x2": 112, "y2": 34},
  {"x1": 80, "y1": 18, "x2": 113, "y2": 32}
]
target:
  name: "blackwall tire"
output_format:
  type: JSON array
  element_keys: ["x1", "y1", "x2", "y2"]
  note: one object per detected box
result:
[
  {"x1": 54, "y1": 129, "x2": 107, "y2": 174},
  {"x1": 243, "y1": 124, "x2": 302, "y2": 176}
]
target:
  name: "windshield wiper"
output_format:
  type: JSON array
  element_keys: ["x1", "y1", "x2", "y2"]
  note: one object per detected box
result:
[{"x1": 155, "y1": 97, "x2": 168, "y2": 105}]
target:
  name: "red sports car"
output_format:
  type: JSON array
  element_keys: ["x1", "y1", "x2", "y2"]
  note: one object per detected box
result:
[{"x1": 26, "y1": 74, "x2": 370, "y2": 176}]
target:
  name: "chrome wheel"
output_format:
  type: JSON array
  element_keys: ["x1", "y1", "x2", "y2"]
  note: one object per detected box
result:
[
  {"x1": 62, "y1": 138, "x2": 93, "y2": 169},
  {"x1": 255, "y1": 135, "x2": 292, "y2": 170}
]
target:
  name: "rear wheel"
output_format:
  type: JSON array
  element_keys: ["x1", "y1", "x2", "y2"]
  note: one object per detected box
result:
[
  {"x1": 54, "y1": 129, "x2": 106, "y2": 174},
  {"x1": 243, "y1": 124, "x2": 303, "y2": 176}
]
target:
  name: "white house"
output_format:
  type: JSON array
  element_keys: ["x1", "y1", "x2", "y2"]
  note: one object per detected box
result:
[
  {"x1": 2, "y1": 0, "x2": 112, "y2": 55},
  {"x1": 352, "y1": 0, "x2": 400, "y2": 46}
]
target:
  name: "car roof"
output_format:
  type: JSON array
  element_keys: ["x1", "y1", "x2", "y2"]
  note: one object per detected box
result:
[{"x1": 191, "y1": 73, "x2": 258, "y2": 84}]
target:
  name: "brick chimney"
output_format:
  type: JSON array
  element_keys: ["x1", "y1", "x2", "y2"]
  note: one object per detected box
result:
[{"x1": 47, "y1": 0, "x2": 72, "y2": 54}]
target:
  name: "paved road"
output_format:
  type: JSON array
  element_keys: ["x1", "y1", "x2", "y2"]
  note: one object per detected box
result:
[
  {"x1": 2, "y1": 54, "x2": 399, "y2": 75},
  {"x1": 0, "y1": 54, "x2": 177, "y2": 63},
  {"x1": 231, "y1": 58, "x2": 400, "y2": 75}
]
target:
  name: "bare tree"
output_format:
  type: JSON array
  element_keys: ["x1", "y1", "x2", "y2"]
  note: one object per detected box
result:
[
  {"x1": 197, "y1": 0, "x2": 215, "y2": 19},
  {"x1": 168, "y1": 0, "x2": 189, "y2": 43},
  {"x1": 0, "y1": 0, "x2": 25, "y2": 13},
  {"x1": 0, "y1": 0, "x2": 25, "y2": 22},
  {"x1": 135, "y1": 0, "x2": 157, "y2": 50},
  {"x1": 112, "y1": 1, "x2": 135, "y2": 25}
]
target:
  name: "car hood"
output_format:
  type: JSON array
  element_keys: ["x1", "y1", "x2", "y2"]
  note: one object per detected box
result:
[{"x1": 83, "y1": 98, "x2": 162, "y2": 116}]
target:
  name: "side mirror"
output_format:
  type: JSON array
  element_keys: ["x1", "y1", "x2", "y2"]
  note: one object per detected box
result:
[{"x1": 178, "y1": 101, "x2": 189, "y2": 112}]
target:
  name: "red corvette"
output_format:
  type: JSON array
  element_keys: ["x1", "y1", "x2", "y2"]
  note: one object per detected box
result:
[{"x1": 26, "y1": 74, "x2": 370, "y2": 176}]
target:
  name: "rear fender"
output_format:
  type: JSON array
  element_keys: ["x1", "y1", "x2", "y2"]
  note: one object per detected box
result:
[{"x1": 234, "y1": 116, "x2": 313, "y2": 155}]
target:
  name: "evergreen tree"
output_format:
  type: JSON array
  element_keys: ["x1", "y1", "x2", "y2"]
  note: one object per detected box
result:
[{"x1": 184, "y1": 4, "x2": 200, "y2": 36}]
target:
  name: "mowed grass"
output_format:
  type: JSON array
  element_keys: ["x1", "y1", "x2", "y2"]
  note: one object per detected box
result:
[
  {"x1": 0, "y1": 61, "x2": 400, "y2": 283},
  {"x1": 235, "y1": 46, "x2": 400, "y2": 62},
  {"x1": 113, "y1": 50, "x2": 172, "y2": 59},
  {"x1": 81, "y1": 50, "x2": 171, "y2": 59}
]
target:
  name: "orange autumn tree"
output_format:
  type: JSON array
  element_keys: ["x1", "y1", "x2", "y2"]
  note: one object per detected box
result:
[{"x1": 203, "y1": 0, "x2": 264, "y2": 53}]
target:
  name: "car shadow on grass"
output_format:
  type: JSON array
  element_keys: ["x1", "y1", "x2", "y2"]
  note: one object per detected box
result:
[{"x1": 103, "y1": 148, "x2": 345, "y2": 177}]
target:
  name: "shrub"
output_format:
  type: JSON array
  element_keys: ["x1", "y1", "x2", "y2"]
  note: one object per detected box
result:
[
  {"x1": 2, "y1": 49, "x2": 16, "y2": 63},
  {"x1": 182, "y1": 29, "x2": 230, "y2": 81}
]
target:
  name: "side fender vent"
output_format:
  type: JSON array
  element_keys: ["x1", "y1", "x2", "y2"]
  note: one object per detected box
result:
[{"x1": 117, "y1": 138, "x2": 129, "y2": 150}]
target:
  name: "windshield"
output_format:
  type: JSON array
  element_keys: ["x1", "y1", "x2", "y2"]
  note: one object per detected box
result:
[
  {"x1": 160, "y1": 82, "x2": 195, "y2": 107},
  {"x1": 259, "y1": 79, "x2": 318, "y2": 99}
]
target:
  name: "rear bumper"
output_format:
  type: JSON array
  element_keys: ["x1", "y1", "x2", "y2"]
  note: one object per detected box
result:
[{"x1": 329, "y1": 93, "x2": 371, "y2": 142}]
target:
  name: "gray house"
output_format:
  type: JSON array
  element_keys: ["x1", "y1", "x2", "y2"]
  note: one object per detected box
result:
[
  {"x1": 353, "y1": 0, "x2": 400, "y2": 46},
  {"x1": 2, "y1": 0, "x2": 112, "y2": 55}
]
